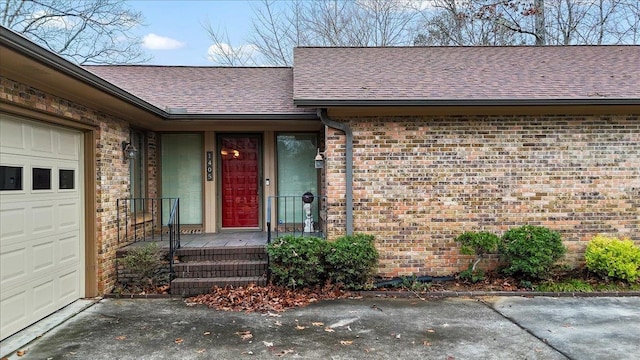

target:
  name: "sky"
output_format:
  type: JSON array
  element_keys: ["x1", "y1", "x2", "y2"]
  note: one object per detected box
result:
[{"x1": 128, "y1": 0, "x2": 255, "y2": 66}]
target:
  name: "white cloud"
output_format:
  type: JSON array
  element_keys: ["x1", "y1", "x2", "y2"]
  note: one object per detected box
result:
[
  {"x1": 142, "y1": 33, "x2": 185, "y2": 50},
  {"x1": 30, "y1": 10, "x2": 77, "y2": 30}
]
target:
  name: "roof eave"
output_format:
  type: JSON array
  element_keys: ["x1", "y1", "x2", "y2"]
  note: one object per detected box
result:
[
  {"x1": 165, "y1": 113, "x2": 319, "y2": 120},
  {"x1": 0, "y1": 26, "x2": 167, "y2": 117},
  {"x1": 294, "y1": 98, "x2": 640, "y2": 107}
]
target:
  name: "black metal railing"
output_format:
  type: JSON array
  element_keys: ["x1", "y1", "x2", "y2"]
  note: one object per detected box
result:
[
  {"x1": 116, "y1": 197, "x2": 179, "y2": 244},
  {"x1": 167, "y1": 198, "x2": 180, "y2": 280},
  {"x1": 266, "y1": 194, "x2": 327, "y2": 244},
  {"x1": 116, "y1": 197, "x2": 181, "y2": 284}
]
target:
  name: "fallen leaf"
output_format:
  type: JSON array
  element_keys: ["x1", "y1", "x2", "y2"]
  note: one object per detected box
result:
[
  {"x1": 263, "y1": 341, "x2": 274, "y2": 347},
  {"x1": 196, "y1": 349, "x2": 206, "y2": 354},
  {"x1": 203, "y1": 331, "x2": 211, "y2": 336},
  {"x1": 423, "y1": 341, "x2": 432, "y2": 346},
  {"x1": 175, "y1": 338, "x2": 184, "y2": 344},
  {"x1": 115, "y1": 335, "x2": 127, "y2": 341},
  {"x1": 324, "y1": 327, "x2": 335, "y2": 332},
  {"x1": 312, "y1": 322, "x2": 324, "y2": 327},
  {"x1": 295, "y1": 325, "x2": 306, "y2": 330},
  {"x1": 426, "y1": 329, "x2": 435, "y2": 333},
  {"x1": 276, "y1": 349, "x2": 294, "y2": 357},
  {"x1": 186, "y1": 284, "x2": 352, "y2": 313},
  {"x1": 340, "y1": 340, "x2": 354, "y2": 346},
  {"x1": 16, "y1": 349, "x2": 27, "y2": 357},
  {"x1": 235, "y1": 330, "x2": 253, "y2": 341}
]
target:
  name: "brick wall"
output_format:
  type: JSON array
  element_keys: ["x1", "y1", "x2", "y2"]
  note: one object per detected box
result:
[
  {"x1": 324, "y1": 114, "x2": 640, "y2": 277},
  {"x1": 1, "y1": 76, "x2": 159, "y2": 293}
]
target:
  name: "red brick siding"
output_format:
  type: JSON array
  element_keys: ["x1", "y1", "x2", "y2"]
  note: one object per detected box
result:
[
  {"x1": 1, "y1": 76, "x2": 159, "y2": 293},
  {"x1": 324, "y1": 115, "x2": 640, "y2": 277}
]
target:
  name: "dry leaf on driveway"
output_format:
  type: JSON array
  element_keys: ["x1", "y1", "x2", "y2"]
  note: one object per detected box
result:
[
  {"x1": 295, "y1": 325, "x2": 306, "y2": 330},
  {"x1": 340, "y1": 340, "x2": 354, "y2": 346},
  {"x1": 312, "y1": 322, "x2": 324, "y2": 327},
  {"x1": 235, "y1": 330, "x2": 253, "y2": 341},
  {"x1": 275, "y1": 349, "x2": 294, "y2": 356},
  {"x1": 324, "y1": 327, "x2": 335, "y2": 332},
  {"x1": 115, "y1": 335, "x2": 126, "y2": 341},
  {"x1": 174, "y1": 338, "x2": 184, "y2": 344}
]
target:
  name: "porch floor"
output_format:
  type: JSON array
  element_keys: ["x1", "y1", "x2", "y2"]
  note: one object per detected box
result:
[{"x1": 122, "y1": 231, "x2": 269, "y2": 250}]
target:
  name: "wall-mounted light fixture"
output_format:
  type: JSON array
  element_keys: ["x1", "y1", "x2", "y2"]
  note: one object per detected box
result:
[
  {"x1": 122, "y1": 141, "x2": 138, "y2": 160},
  {"x1": 314, "y1": 148, "x2": 324, "y2": 169}
]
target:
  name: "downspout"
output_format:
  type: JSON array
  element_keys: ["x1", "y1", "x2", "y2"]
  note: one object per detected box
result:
[{"x1": 317, "y1": 109, "x2": 353, "y2": 235}]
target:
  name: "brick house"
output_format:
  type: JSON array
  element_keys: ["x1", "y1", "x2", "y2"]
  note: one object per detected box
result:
[{"x1": 1, "y1": 26, "x2": 639, "y2": 339}]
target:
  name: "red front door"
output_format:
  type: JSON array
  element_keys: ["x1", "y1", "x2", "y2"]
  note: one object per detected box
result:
[{"x1": 220, "y1": 136, "x2": 260, "y2": 228}]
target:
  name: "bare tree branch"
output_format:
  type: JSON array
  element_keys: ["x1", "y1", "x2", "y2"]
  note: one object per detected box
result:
[{"x1": 1, "y1": 0, "x2": 149, "y2": 64}]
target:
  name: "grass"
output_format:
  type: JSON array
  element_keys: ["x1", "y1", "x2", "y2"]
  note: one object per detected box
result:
[{"x1": 536, "y1": 278, "x2": 640, "y2": 292}]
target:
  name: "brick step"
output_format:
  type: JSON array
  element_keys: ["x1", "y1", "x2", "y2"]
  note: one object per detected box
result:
[
  {"x1": 173, "y1": 260, "x2": 267, "y2": 278},
  {"x1": 175, "y1": 246, "x2": 267, "y2": 262},
  {"x1": 171, "y1": 276, "x2": 267, "y2": 297}
]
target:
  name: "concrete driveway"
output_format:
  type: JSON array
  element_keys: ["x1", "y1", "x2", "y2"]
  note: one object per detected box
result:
[{"x1": 2, "y1": 296, "x2": 638, "y2": 359}]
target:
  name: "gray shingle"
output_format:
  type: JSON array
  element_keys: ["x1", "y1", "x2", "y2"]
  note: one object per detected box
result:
[
  {"x1": 293, "y1": 46, "x2": 640, "y2": 102},
  {"x1": 83, "y1": 66, "x2": 313, "y2": 115}
]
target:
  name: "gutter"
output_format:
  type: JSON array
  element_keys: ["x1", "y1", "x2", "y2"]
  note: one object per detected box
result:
[
  {"x1": 165, "y1": 113, "x2": 318, "y2": 121},
  {"x1": 317, "y1": 109, "x2": 353, "y2": 236},
  {"x1": 295, "y1": 98, "x2": 640, "y2": 107}
]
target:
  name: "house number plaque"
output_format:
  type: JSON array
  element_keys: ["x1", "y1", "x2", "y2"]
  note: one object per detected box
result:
[{"x1": 206, "y1": 151, "x2": 213, "y2": 181}]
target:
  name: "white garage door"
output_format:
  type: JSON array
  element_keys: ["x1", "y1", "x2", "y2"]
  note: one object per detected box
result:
[{"x1": 0, "y1": 114, "x2": 85, "y2": 340}]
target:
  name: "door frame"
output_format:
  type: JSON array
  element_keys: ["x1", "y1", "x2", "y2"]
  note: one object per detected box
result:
[{"x1": 216, "y1": 133, "x2": 263, "y2": 231}]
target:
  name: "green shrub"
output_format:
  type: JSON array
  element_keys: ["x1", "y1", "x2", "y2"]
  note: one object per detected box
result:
[
  {"x1": 267, "y1": 235, "x2": 328, "y2": 288},
  {"x1": 325, "y1": 233, "x2": 379, "y2": 290},
  {"x1": 585, "y1": 235, "x2": 640, "y2": 282},
  {"x1": 499, "y1": 225, "x2": 566, "y2": 279},
  {"x1": 455, "y1": 231, "x2": 500, "y2": 282},
  {"x1": 119, "y1": 242, "x2": 167, "y2": 289}
]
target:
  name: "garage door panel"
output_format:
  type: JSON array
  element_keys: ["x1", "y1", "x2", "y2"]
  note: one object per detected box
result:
[
  {"x1": 59, "y1": 202, "x2": 80, "y2": 229},
  {"x1": 59, "y1": 235, "x2": 80, "y2": 264},
  {"x1": 32, "y1": 204, "x2": 55, "y2": 233},
  {"x1": 0, "y1": 248, "x2": 27, "y2": 285},
  {"x1": 32, "y1": 240, "x2": 55, "y2": 272},
  {"x1": 0, "y1": 290, "x2": 28, "y2": 338},
  {"x1": 0, "y1": 120, "x2": 25, "y2": 151},
  {"x1": 0, "y1": 207, "x2": 26, "y2": 240},
  {"x1": 30, "y1": 125, "x2": 55, "y2": 155},
  {"x1": 32, "y1": 280, "x2": 55, "y2": 315},
  {"x1": 56, "y1": 131, "x2": 81, "y2": 159},
  {"x1": 1, "y1": 115, "x2": 85, "y2": 340},
  {"x1": 59, "y1": 270, "x2": 80, "y2": 302}
]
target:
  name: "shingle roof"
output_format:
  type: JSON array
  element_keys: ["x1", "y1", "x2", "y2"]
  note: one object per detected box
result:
[
  {"x1": 293, "y1": 46, "x2": 640, "y2": 104},
  {"x1": 83, "y1": 65, "x2": 313, "y2": 115}
]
